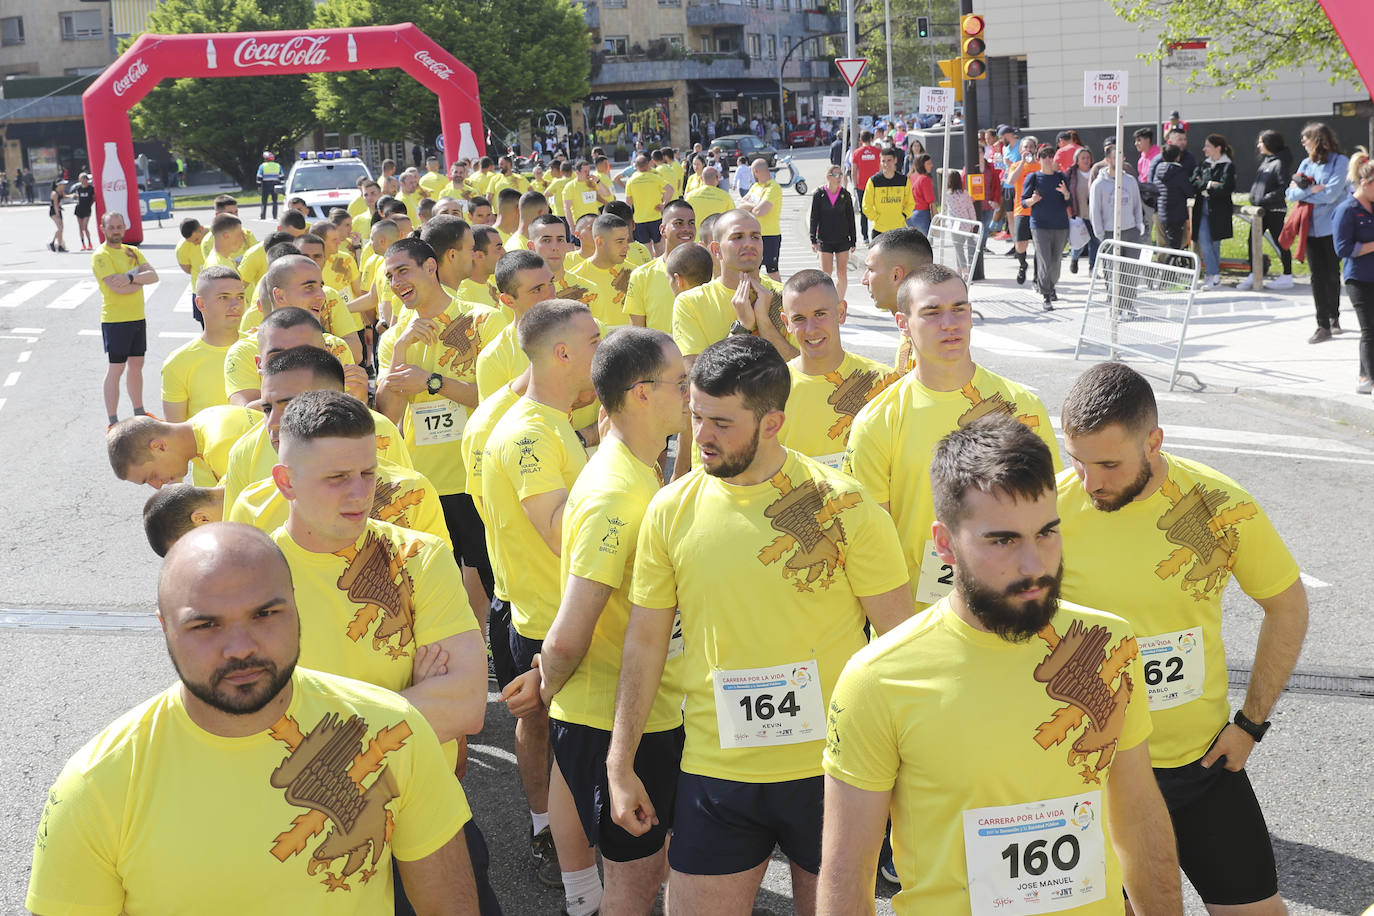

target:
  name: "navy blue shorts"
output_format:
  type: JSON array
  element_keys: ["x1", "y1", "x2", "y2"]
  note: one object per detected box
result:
[
  {"x1": 101, "y1": 319, "x2": 147, "y2": 364},
  {"x1": 634, "y1": 220, "x2": 662, "y2": 246},
  {"x1": 489, "y1": 598, "x2": 518, "y2": 689},
  {"x1": 438, "y1": 492, "x2": 493, "y2": 596},
  {"x1": 761, "y1": 235, "x2": 782, "y2": 273},
  {"x1": 508, "y1": 618, "x2": 542, "y2": 678},
  {"x1": 669, "y1": 772, "x2": 823, "y2": 876},
  {"x1": 550, "y1": 720, "x2": 684, "y2": 862}
]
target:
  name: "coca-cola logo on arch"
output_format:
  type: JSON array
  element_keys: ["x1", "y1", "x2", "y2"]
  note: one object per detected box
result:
[
  {"x1": 112, "y1": 58, "x2": 149, "y2": 97},
  {"x1": 233, "y1": 35, "x2": 330, "y2": 69},
  {"x1": 414, "y1": 50, "x2": 453, "y2": 80}
]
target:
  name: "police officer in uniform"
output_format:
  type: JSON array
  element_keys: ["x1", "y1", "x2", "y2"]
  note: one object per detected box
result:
[{"x1": 257, "y1": 151, "x2": 283, "y2": 220}]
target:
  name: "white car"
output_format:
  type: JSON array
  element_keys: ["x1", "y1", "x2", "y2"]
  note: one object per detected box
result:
[{"x1": 283, "y1": 150, "x2": 371, "y2": 218}]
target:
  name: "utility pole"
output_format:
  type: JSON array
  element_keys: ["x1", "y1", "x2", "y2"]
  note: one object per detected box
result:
[
  {"x1": 884, "y1": 0, "x2": 895, "y2": 121},
  {"x1": 846, "y1": 0, "x2": 858, "y2": 170},
  {"x1": 960, "y1": 0, "x2": 984, "y2": 279}
]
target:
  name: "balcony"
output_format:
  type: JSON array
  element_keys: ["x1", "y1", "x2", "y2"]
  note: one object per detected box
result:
[
  {"x1": 686, "y1": 0, "x2": 752, "y2": 28},
  {"x1": 594, "y1": 52, "x2": 760, "y2": 86},
  {"x1": 803, "y1": 10, "x2": 843, "y2": 33},
  {"x1": 580, "y1": 1, "x2": 600, "y2": 29}
]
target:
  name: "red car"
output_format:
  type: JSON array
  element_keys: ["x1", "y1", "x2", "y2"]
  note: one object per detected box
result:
[{"x1": 787, "y1": 121, "x2": 827, "y2": 147}]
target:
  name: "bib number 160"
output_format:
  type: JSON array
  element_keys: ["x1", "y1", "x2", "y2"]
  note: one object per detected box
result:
[
  {"x1": 738, "y1": 691, "x2": 800, "y2": 722},
  {"x1": 1001, "y1": 835, "x2": 1081, "y2": 879}
]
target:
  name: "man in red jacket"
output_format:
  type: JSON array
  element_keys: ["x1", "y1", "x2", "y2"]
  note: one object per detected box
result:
[{"x1": 850, "y1": 131, "x2": 882, "y2": 244}]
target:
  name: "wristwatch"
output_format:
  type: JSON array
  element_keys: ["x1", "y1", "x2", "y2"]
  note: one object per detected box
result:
[
  {"x1": 425, "y1": 372, "x2": 443, "y2": 396},
  {"x1": 1232, "y1": 709, "x2": 1271, "y2": 742},
  {"x1": 729, "y1": 319, "x2": 754, "y2": 336}
]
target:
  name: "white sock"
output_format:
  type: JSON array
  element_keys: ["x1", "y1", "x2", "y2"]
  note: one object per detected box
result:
[
  {"x1": 562, "y1": 865, "x2": 603, "y2": 916},
  {"x1": 530, "y1": 810, "x2": 549, "y2": 835}
]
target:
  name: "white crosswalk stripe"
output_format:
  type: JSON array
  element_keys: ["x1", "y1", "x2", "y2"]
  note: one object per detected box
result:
[
  {"x1": 0, "y1": 280, "x2": 56, "y2": 309},
  {"x1": 45, "y1": 280, "x2": 99, "y2": 310}
]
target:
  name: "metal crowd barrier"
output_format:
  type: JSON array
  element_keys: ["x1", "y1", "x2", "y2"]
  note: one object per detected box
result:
[{"x1": 928, "y1": 213, "x2": 986, "y2": 286}]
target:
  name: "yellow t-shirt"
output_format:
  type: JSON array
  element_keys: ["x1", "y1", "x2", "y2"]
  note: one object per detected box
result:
[
  {"x1": 396, "y1": 189, "x2": 425, "y2": 220},
  {"x1": 457, "y1": 277, "x2": 500, "y2": 312},
  {"x1": 685, "y1": 173, "x2": 704, "y2": 195},
  {"x1": 824, "y1": 598, "x2": 1151, "y2": 916},
  {"x1": 625, "y1": 241, "x2": 652, "y2": 268},
  {"x1": 91, "y1": 243, "x2": 149, "y2": 323},
  {"x1": 419, "y1": 170, "x2": 448, "y2": 198},
  {"x1": 777, "y1": 352, "x2": 901, "y2": 469},
  {"x1": 377, "y1": 299, "x2": 509, "y2": 495},
  {"x1": 470, "y1": 170, "x2": 496, "y2": 197},
  {"x1": 174, "y1": 236, "x2": 206, "y2": 291},
  {"x1": 273, "y1": 520, "x2": 475, "y2": 694},
  {"x1": 461, "y1": 382, "x2": 523, "y2": 602},
  {"x1": 323, "y1": 253, "x2": 361, "y2": 302},
  {"x1": 844, "y1": 365, "x2": 1060, "y2": 608},
  {"x1": 1057, "y1": 454, "x2": 1300, "y2": 768},
  {"x1": 550, "y1": 437, "x2": 682, "y2": 733},
  {"x1": 684, "y1": 185, "x2": 735, "y2": 226},
  {"x1": 630, "y1": 450, "x2": 908, "y2": 783},
  {"x1": 200, "y1": 227, "x2": 257, "y2": 260},
  {"x1": 503, "y1": 231, "x2": 530, "y2": 253},
  {"x1": 160, "y1": 338, "x2": 231, "y2": 418},
  {"x1": 625, "y1": 169, "x2": 672, "y2": 224},
  {"x1": 568, "y1": 258, "x2": 631, "y2": 326},
  {"x1": 566, "y1": 176, "x2": 607, "y2": 220},
  {"x1": 482, "y1": 395, "x2": 588, "y2": 639},
  {"x1": 439, "y1": 178, "x2": 472, "y2": 201},
  {"x1": 473, "y1": 322, "x2": 602, "y2": 432},
  {"x1": 230, "y1": 462, "x2": 448, "y2": 548},
  {"x1": 221, "y1": 411, "x2": 411, "y2": 511},
  {"x1": 543, "y1": 176, "x2": 571, "y2": 212},
  {"x1": 744, "y1": 179, "x2": 784, "y2": 236},
  {"x1": 236, "y1": 242, "x2": 268, "y2": 296},
  {"x1": 26, "y1": 668, "x2": 469, "y2": 916},
  {"x1": 222, "y1": 334, "x2": 353, "y2": 401},
  {"x1": 320, "y1": 287, "x2": 363, "y2": 340},
  {"x1": 672, "y1": 276, "x2": 789, "y2": 357},
  {"x1": 624, "y1": 256, "x2": 674, "y2": 333},
  {"x1": 347, "y1": 193, "x2": 369, "y2": 217},
  {"x1": 188, "y1": 405, "x2": 259, "y2": 486}
]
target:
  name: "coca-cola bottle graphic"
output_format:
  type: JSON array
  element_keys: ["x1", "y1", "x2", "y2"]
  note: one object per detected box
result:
[
  {"x1": 347, "y1": 34, "x2": 357, "y2": 63},
  {"x1": 100, "y1": 142, "x2": 131, "y2": 227},
  {"x1": 457, "y1": 123, "x2": 479, "y2": 160},
  {"x1": 206, "y1": 39, "x2": 217, "y2": 69}
]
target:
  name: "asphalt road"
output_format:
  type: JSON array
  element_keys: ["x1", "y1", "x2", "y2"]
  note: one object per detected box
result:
[{"x1": 1, "y1": 151, "x2": 1371, "y2": 914}]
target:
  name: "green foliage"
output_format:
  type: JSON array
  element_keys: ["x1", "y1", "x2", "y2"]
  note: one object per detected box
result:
[
  {"x1": 828, "y1": 0, "x2": 959, "y2": 115},
  {"x1": 1110, "y1": 0, "x2": 1359, "y2": 95},
  {"x1": 128, "y1": 0, "x2": 318, "y2": 186},
  {"x1": 310, "y1": 0, "x2": 590, "y2": 144}
]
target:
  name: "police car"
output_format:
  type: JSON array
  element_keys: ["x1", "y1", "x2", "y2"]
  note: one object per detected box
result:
[{"x1": 282, "y1": 150, "x2": 372, "y2": 218}]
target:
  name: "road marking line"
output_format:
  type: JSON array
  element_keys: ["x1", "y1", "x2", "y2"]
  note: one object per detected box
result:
[
  {"x1": 17, "y1": 351, "x2": 30, "y2": 363},
  {"x1": 1300, "y1": 573, "x2": 1330, "y2": 589},
  {"x1": 3, "y1": 371, "x2": 19, "y2": 387},
  {"x1": 78, "y1": 329, "x2": 102, "y2": 336},
  {"x1": 12, "y1": 327, "x2": 44, "y2": 334},
  {"x1": 158, "y1": 331, "x2": 198, "y2": 339},
  {"x1": 46, "y1": 280, "x2": 98, "y2": 310},
  {"x1": 0, "y1": 398, "x2": 6, "y2": 413},
  {"x1": 1050, "y1": 417, "x2": 1371, "y2": 457},
  {"x1": 0, "y1": 280, "x2": 56, "y2": 309},
  {"x1": 1165, "y1": 441, "x2": 1374, "y2": 467},
  {"x1": 0, "y1": 269, "x2": 93, "y2": 276}
]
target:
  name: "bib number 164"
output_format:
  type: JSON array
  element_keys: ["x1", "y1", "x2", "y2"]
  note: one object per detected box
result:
[{"x1": 737, "y1": 691, "x2": 800, "y2": 722}]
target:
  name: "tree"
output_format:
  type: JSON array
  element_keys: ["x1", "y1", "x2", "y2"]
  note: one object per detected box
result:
[
  {"x1": 1110, "y1": 0, "x2": 1359, "y2": 95},
  {"x1": 127, "y1": 0, "x2": 318, "y2": 187},
  {"x1": 824, "y1": 0, "x2": 959, "y2": 116},
  {"x1": 310, "y1": 0, "x2": 589, "y2": 149}
]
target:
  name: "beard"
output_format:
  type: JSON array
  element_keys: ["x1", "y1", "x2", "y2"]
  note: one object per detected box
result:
[
  {"x1": 1089, "y1": 452, "x2": 1153, "y2": 512},
  {"x1": 956, "y1": 560, "x2": 1064, "y2": 644},
  {"x1": 170, "y1": 649, "x2": 296, "y2": 716},
  {"x1": 702, "y1": 422, "x2": 761, "y2": 479}
]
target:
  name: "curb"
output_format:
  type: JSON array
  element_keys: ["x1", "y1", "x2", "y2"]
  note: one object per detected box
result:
[{"x1": 1236, "y1": 386, "x2": 1374, "y2": 435}]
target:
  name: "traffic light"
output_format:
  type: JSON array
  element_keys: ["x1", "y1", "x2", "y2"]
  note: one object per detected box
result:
[
  {"x1": 937, "y1": 58, "x2": 964, "y2": 103},
  {"x1": 960, "y1": 13, "x2": 987, "y2": 80},
  {"x1": 917, "y1": 16, "x2": 930, "y2": 39}
]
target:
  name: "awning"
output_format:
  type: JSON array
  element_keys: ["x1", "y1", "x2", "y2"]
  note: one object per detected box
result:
[
  {"x1": 691, "y1": 78, "x2": 780, "y2": 100},
  {"x1": 585, "y1": 87, "x2": 676, "y2": 102}
]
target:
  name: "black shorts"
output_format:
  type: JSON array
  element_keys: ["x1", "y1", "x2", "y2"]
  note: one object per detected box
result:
[
  {"x1": 669, "y1": 772, "x2": 823, "y2": 876},
  {"x1": 489, "y1": 598, "x2": 518, "y2": 689},
  {"x1": 761, "y1": 235, "x2": 782, "y2": 273},
  {"x1": 101, "y1": 319, "x2": 147, "y2": 364},
  {"x1": 1000, "y1": 187, "x2": 1015, "y2": 213},
  {"x1": 438, "y1": 492, "x2": 493, "y2": 595},
  {"x1": 634, "y1": 220, "x2": 662, "y2": 246},
  {"x1": 816, "y1": 240, "x2": 851, "y2": 254},
  {"x1": 508, "y1": 618, "x2": 542, "y2": 677},
  {"x1": 550, "y1": 720, "x2": 685, "y2": 862},
  {"x1": 1152, "y1": 745, "x2": 1278, "y2": 905},
  {"x1": 1014, "y1": 214, "x2": 1034, "y2": 243}
]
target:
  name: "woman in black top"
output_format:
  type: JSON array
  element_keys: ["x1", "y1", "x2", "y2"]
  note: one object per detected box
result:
[
  {"x1": 1241, "y1": 130, "x2": 1294, "y2": 290},
  {"x1": 72, "y1": 172, "x2": 96, "y2": 251},
  {"x1": 47, "y1": 178, "x2": 68, "y2": 252},
  {"x1": 810, "y1": 164, "x2": 857, "y2": 296}
]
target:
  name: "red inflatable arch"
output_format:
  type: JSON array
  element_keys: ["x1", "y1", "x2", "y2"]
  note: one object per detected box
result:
[
  {"x1": 83, "y1": 23, "x2": 486, "y2": 245},
  {"x1": 1319, "y1": 0, "x2": 1374, "y2": 95}
]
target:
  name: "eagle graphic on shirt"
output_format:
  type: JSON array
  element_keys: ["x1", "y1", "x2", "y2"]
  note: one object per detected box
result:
[
  {"x1": 437, "y1": 311, "x2": 482, "y2": 377},
  {"x1": 823, "y1": 366, "x2": 900, "y2": 440},
  {"x1": 335, "y1": 531, "x2": 422, "y2": 657},
  {"x1": 957, "y1": 382, "x2": 1042, "y2": 430},
  {"x1": 758, "y1": 470, "x2": 861, "y2": 592},
  {"x1": 1154, "y1": 478, "x2": 1255, "y2": 599}
]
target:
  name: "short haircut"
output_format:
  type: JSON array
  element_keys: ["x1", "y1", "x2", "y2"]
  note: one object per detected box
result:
[
  {"x1": 497, "y1": 188, "x2": 521, "y2": 210},
  {"x1": 178, "y1": 217, "x2": 201, "y2": 239},
  {"x1": 210, "y1": 213, "x2": 241, "y2": 236},
  {"x1": 471, "y1": 226, "x2": 502, "y2": 252},
  {"x1": 327, "y1": 208, "x2": 351, "y2": 226},
  {"x1": 380, "y1": 199, "x2": 410, "y2": 218},
  {"x1": 262, "y1": 345, "x2": 346, "y2": 388},
  {"x1": 593, "y1": 213, "x2": 630, "y2": 237},
  {"x1": 1061, "y1": 361, "x2": 1159, "y2": 437},
  {"x1": 370, "y1": 218, "x2": 399, "y2": 242},
  {"x1": 266, "y1": 241, "x2": 302, "y2": 264},
  {"x1": 287, "y1": 196, "x2": 307, "y2": 209},
  {"x1": 381, "y1": 158, "x2": 397, "y2": 171},
  {"x1": 860, "y1": 130, "x2": 874, "y2": 142},
  {"x1": 930, "y1": 417, "x2": 1056, "y2": 531},
  {"x1": 260, "y1": 230, "x2": 294, "y2": 252},
  {"x1": 143, "y1": 484, "x2": 217, "y2": 557},
  {"x1": 690, "y1": 335, "x2": 789, "y2": 419},
  {"x1": 665, "y1": 242, "x2": 713, "y2": 288},
  {"x1": 698, "y1": 212, "x2": 721, "y2": 245},
  {"x1": 517, "y1": 299, "x2": 592, "y2": 357},
  {"x1": 279, "y1": 389, "x2": 375, "y2": 449},
  {"x1": 196, "y1": 264, "x2": 241, "y2": 294},
  {"x1": 294, "y1": 233, "x2": 324, "y2": 252},
  {"x1": 385, "y1": 236, "x2": 438, "y2": 267},
  {"x1": 1161, "y1": 145, "x2": 1180, "y2": 163},
  {"x1": 868, "y1": 226, "x2": 934, "y2": 270},
  {"x1": 531, "y1": 213, "x2": 565, "y2": 235},
  {"x1": 479, "y1": 156, "x2": 494, "y2": 169},
  {"x1": 519, "y1": 191, "x2": 549, "y2": 218},
  {"x1": 417, "y1": 197, "x2": 436, "y2": 219},
  {"x1": 281, "y1": 209, "x2": 308, "y2": 231},
  {"x1": 107, "y1": 416, "x2": 162, "y2": 477},
  {"x1": 896, "y1": 263, "x2": 966, "y2": 315},
  {"x1": 419, "y1": 215, "x2": 470, "y2": 259},
  {"x1": 260, "y1": 306, "x2": 323, "y2": 336},
  {"x1": 264, "y1": 254, "x2": 316, "y2": 295},
  {"x1": 375, "y1": 194, "x2": 397, "y2": 214},
  {"x1": 213, "y1": 194, "x2": 238, "y2": 210},
  {"x1": 663, "y1": 198, "x2": 694, "y2": 220},
  {"x1": 881, "y1": 145, "x2": 899, "y2": 159},
  {"x1": 495, "y1": 249, "x2": 546, "y2": 295},
  {"x1": 469, "y1": 196, "x2": 492, "y2": 212},
  {"x1": 783, "y1": 267, "x2": 836, "y2": 298},
  {"x1": 600, "y1": 201, "x2": 633, "y2": 224},
  {"x1": 309, "y1": 220, "x2": 335, "y2": 240},
  {"x1": 593, "y1": 326, "x2": 674, "y2": 413},
  {"x1": 1133, "y1": 127, "x2": 1155, "y2": 143},
  {"x1": 1037, "y1": 144, "x2": 1055, "y2": 160}
]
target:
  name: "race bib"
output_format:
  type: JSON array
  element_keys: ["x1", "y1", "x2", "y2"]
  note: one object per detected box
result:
[
  {"x1": 814, "y1": 451, "x2": 845, "y2": 470},
  {"x1": 963, "y1": 792, "x2": 1107, "y2": 915},
  {"x1": 915, "y1": 539, "x2": 955, "y2": 604},
  {"x1": 713, "y1": 660, "x2": 824, "y2": 749},
  {"x1": 1138, "y1": 627, "x2": 1205, "y2": 711},
  {"x1": 412, "y1": 399, "x2": 464, "y2": 446},
  {"x1": 581, "y1": 189, "x2": 598, "y2": 204}
]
